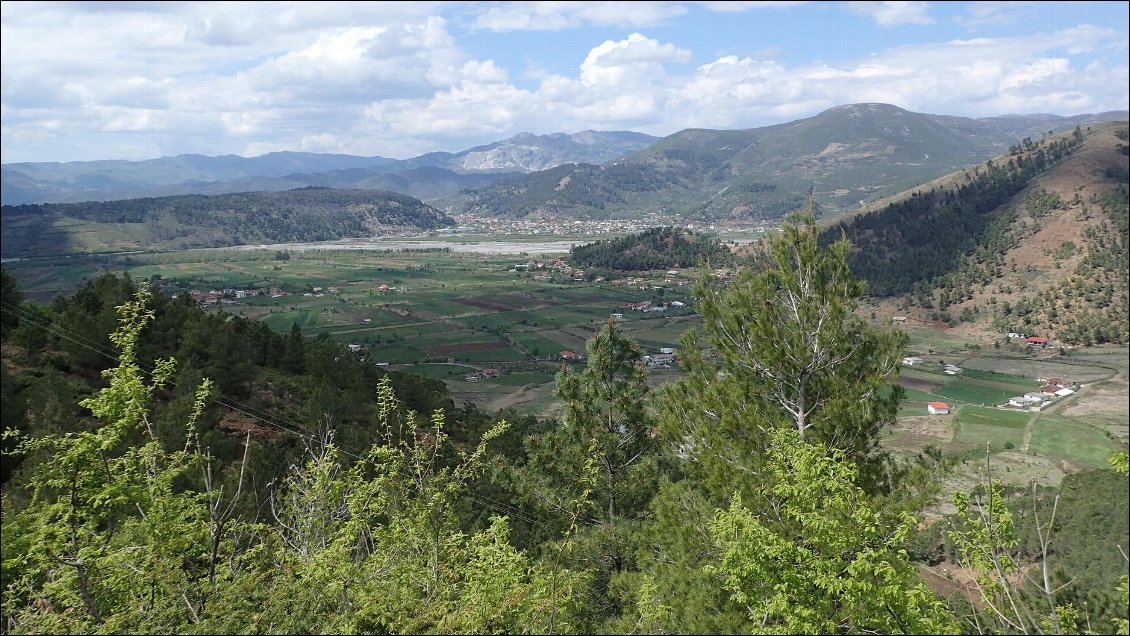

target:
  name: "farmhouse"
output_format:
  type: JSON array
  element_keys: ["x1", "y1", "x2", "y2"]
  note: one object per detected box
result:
[
  {"x1": 1009, "y1": 395, "x2": 1044, "y2": 408},
  {"x1": 1026, "y1": 336, "x2": 1050, "y2": 347},
  {"x1": 927, "y1": 402, "x2": 951, "y2": 415},
  {"x1": 560, "y1": 351, "x2": 582, "y2": 361},
  {"x1": 902, "y1": 356, "x2": 924, "y2": 366}
]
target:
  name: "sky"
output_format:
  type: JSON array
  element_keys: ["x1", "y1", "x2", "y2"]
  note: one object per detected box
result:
[{"x1": 1, "y1": 1, "x2": 1127, "y2": 164}]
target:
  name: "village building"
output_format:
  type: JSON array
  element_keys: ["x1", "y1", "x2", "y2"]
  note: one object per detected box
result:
[
  {"x1": 1009, "y1": 395, "x2": 1044, "y2": 408},
  {"x1": 927, "y1": 402, "x2": 951, "y2": 415}
]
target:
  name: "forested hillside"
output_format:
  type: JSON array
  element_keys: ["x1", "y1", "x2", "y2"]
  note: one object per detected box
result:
[
  {"x1": 828, "y1": 123, "x2": 1129, "y2": 344},
  {"x1": 568, "y1": 227, "x2": 735, "y2": 271},
  {"x1": 440, "y1": 104, "x2": 1128, "y2": 223},
  {"x1": 0, "y1": 188, "x2": 454, "y2": 258},
  {"x1": 2, "y1": 214, "x2": 1126, "y2": 634}
]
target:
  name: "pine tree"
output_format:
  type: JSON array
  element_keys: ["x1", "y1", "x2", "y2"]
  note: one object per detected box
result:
[{"x1": 659, "y1": 206, "x2": 907, "y2": 497}]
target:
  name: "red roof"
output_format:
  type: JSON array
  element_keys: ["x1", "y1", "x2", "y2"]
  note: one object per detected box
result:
[
  {"x1": 1027, "y1": 337, "x2": 1049, "y2": 343},
  {"x1": 927, "y1": 402, "x2": 950, "y2": 409}
]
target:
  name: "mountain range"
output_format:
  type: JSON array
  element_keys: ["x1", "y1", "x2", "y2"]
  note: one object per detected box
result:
[
  {"x1": 438, "y1": 104, "x2": 1128, "y2": 221},
  {"x1": 2, "y1": 104, "x2": 1126, "y2": 238},
  {"x1": 1, "y1": 130, "x2": 659, "y2": 206}
]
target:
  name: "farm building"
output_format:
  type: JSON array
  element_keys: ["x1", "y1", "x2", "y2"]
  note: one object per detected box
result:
[
  {"x1": 927, "y1": 402, "x2": 951, "y2": 415},
  {"x1": 560, "y1": 351, "x2": 582, "y2": 361},
  {"x1": 902, "y1": 356, "x2": 924, "y2": 366},
  {"x1": 1009, "y1": 395, "x2": 1044, "y2": 408},
  {"x1": 1026, "y1": 336, "x2": 1050, "y2": 347}
]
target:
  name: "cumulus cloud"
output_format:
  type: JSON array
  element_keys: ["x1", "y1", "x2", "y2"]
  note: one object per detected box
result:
[
  {"x1": 1, "y1": 2, "x2": 1127, "y2": 163},
  {"x1": 579, "y1": 33, "x2": 692, "y2": 86}
]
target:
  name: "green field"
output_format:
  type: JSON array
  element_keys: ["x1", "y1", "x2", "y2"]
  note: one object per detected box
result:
[
  {"x1": 954, "y1": 406, "x2": 1030, "y2": 450},
  {"x1": 1029, "y1": 416, "x2": 1118, "y2": 468},
  {"x1": 6, "y1": 240, "x2": 1124, "y2": 492}
]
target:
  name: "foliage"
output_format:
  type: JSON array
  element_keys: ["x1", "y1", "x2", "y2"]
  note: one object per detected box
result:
[
  {"x1": 831, "y1": 134, "x2": 1082, "y2": 298},
  {"x1": 706, "y1": 428, "x2": 958, "y2": 635},
  {"x1": 1, "y1": 285, "x2": 579, "y2": 634},
  {"x1": 502, "y1": 319, "x2": 662, "y2": 630},
  {"x1": 569, "y1": 227, "x2": 734, "y2": 271},
  {"x1": 660, "y1": 207, "x2": 908, "y2": 495},
  {"x1": 944, "y1": 452, "x2": 1130, "y2": 635},
  {"x1": 1, "y1": 188, "x2": 454, "y2": 257},
  {"x1": 1, "y1": 284, "x2": 214, "y2": 633}
]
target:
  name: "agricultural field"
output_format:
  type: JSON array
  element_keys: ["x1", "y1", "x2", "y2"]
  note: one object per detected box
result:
[{"x1": 6, "y1": 243, "x2": 1125, "y2": 490}]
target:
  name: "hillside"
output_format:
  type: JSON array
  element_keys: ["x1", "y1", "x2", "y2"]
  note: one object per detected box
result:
[
  {"x1": 438, "y1": 105, "x2": 1128, "y2": 223},
  {"x1": 828, "y1": 122, "x2": 1129, "y2": 345},
  {"x1": 568, "y1": 226, "x2": 735, "y2": 271},
  {"x1": 0, "y1": 188, "x2": 455, "y2": 258},
  {"x1": 1, "y1": 131, "x2": 657, "y2": 206}
]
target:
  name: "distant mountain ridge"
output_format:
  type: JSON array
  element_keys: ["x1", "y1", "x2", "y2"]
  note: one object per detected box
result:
[
  {"x1": 1, "y1": 130, "x2": 659, "y2": 206},
  {"x1": 437, "y1": 104, "x2": 1128, "y2": 223}
]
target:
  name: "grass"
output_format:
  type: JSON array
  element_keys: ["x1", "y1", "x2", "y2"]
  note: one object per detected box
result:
[
  {"x1": 936, "y1": 381, "x2": 1021, "y2": 406},
  {"x1": 954, "y1": 406, "x2": 1030, "y2": 451},
  {"x1": 1028, "y1": 416, "x2": 1118, "y2": 468}
]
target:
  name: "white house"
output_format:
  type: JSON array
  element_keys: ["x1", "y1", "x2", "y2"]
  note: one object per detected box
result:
[
  {"x1": 927, "y1": 402, "x2": 951, "y2": 415},
  {"x1": 902, "y1": 357, "x2": 924, "y2": 366}
]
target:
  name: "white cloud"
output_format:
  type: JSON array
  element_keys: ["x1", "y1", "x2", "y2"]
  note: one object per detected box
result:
[
  {"x1": 580, "y1": 33, "x2": 692, "y2": 86},
  {"x1": 697, "y1": 1, "x2": 809, "y2": 11},
  {"x1": 472, "y1": 1, "x2": 687, "y2": 32},
  {"x1": 1, "y1": 2, "x2": 1127, "y2": 163},
  {"x1": 847, "y1": 1, "x2": 935, "y2": 27},
  {"x1": 953, "y1": 1, "x2": 1027, "y2": 29}
]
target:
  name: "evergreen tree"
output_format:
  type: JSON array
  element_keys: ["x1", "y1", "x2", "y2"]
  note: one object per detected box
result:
[
  {"x1": 660, "y1": 207, "x2": 907, "y2": 497},
  {"x1": 506, "y1": 319, "x2": 663, "y2": 629}
]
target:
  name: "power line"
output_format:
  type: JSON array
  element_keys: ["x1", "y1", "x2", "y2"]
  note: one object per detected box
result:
[{"x1": 1, "y1": 299, "x2": 577, "y2": 534}]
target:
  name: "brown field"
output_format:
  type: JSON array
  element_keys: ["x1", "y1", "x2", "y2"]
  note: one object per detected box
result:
[
  {"x1": 900, "y1": 376, "x2": 943, "y2": 392},
  {"x1": 452, "y1": 296, "x2": 519, "y2": 312}
]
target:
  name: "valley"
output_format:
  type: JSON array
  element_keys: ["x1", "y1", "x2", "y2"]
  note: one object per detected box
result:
[{"x1": 5, "y1": 236, "x2": 1125, "y2": 504}]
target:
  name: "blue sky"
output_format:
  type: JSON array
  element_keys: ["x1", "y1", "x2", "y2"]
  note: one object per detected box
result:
[{"x1": 2, "y1": 1, "x2": 1127, "y2": 163}]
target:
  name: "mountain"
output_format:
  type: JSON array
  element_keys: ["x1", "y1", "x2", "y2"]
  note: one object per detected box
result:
[
  {"x1": 0, "y1": 152, "x2": 397, "y2": 205},
  {"x1": 435, "y1": 130, "x2": 660, "y2": 173},
  {"x1": 1, "y1": 131, "x2": 659, "y2": 206},
  {"x1": 826, "y1": 121, "x2": 1129, "y2": 344},
  {"x1": 0, "y1": 188, "x2": 455, "y2": 258},
  {"x1": 438, "y1": 104, "x2": 1128, "y2": 222}
]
